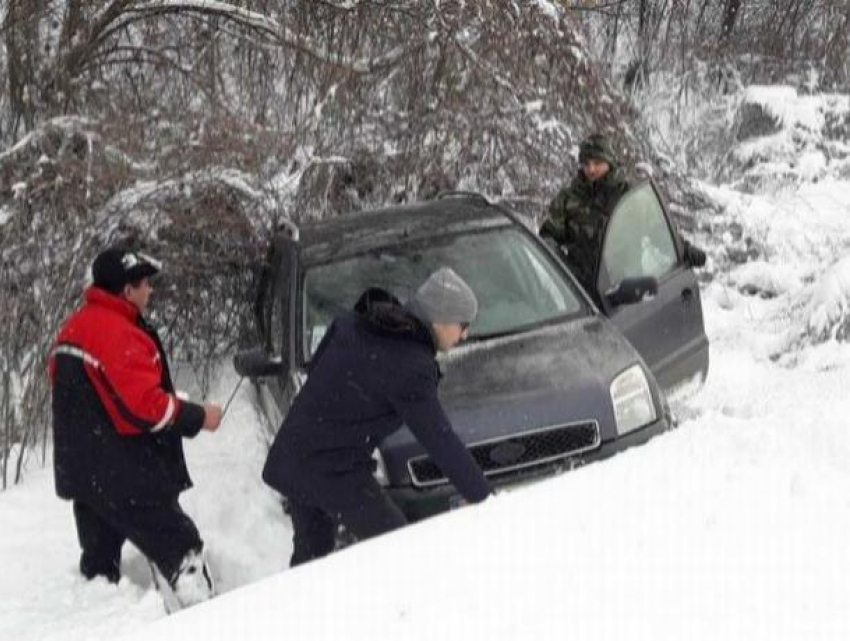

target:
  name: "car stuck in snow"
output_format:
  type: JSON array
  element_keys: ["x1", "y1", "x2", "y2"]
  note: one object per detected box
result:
[{"x1": 236, "y1": 185, "x2": 708, "y2": 519}]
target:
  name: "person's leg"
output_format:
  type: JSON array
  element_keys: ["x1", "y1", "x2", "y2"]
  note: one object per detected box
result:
[
  {"x1": 331, "y1": 480, "x2": 407, "y2": 542},
  {"x1": 116, "y1": 498, "x2": 213, "y2": 610},
  {"x1": 72, "y1": 501, "x2": 125, "y2": 583},
  {"x1": 288, "y1": 498, "x2": 337, "y2": 567},
  {"x1": 163, "y1": 548, "x2": 214, "y2": 612}
]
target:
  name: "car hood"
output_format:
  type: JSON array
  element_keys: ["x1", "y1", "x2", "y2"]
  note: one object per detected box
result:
[{"x1": 379, "y1": 315, "x2": 648, "y2": 484}]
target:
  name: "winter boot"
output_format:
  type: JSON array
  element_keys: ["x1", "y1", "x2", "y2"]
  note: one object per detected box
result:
[
  {"x1": 150, "y1": 562, "x2": 181, "y2": 615},
  {"x1": 149, "y1": 549, "x2": 215, "y2": 614}
]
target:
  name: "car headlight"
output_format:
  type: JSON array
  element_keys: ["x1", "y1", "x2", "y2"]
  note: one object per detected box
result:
[{"x1": 610, "y1": 365, "x2": 657, "y2": 435}]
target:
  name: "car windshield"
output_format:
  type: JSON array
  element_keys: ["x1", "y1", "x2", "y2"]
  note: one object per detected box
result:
[{"x1": 302, "y1": 227, "x2": 585, "y2": 359}]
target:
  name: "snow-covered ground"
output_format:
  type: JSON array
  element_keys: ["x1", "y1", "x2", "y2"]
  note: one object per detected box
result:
[{"x1": 2, "y1": 174, "x2": 849, "y2": 640}]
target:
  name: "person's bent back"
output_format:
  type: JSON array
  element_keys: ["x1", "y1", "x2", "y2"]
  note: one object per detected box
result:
[{"x1": 263, "y1": 267, "x2": 492, "y2": 567}]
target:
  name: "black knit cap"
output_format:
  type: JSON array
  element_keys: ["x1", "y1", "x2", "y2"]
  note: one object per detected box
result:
[
  {"x1": 578, "y1": 133, "x2": 617, "y2": 167},
  {"x1": 92, "y1": 247, "x2": 161, "y2": 294}
]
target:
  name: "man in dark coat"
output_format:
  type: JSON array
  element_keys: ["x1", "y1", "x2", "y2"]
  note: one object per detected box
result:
[
  {"x1": 263, "y1": 267, "x2": 493, "y2": 567},
  {"x1": 541, "y1": 134, "x2": 706, "y2": 296},
  {"x1": 48, "y1": 247, "x2": 222, "y2": 612}
]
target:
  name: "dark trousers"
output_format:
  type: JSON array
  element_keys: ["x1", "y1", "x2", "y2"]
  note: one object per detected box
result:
[
  {"x1": 73, "y1": 498, "x2": 202, "y2": 583},
  {"x1": 288, "y1": 479, "x2": 406, "y2": 567}
]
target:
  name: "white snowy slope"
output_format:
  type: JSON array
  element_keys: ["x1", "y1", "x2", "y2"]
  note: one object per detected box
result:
[{"x1": 2, "y1": 175, "x2": 849, "y2": 641}]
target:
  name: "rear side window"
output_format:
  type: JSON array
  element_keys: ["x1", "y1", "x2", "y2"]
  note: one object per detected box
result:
[{"x1": 600, "y1": 183, "x2": 678, "y2": 287}]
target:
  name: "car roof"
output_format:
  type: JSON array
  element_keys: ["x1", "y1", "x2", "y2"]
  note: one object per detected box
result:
[{"x1": 291, "y1": 195, "x2": 516, "y2": 264}]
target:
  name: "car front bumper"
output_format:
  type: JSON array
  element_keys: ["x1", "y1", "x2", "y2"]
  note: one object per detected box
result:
[{"x1": 387, "y1": 414, "x2": 671, "y2": 522}]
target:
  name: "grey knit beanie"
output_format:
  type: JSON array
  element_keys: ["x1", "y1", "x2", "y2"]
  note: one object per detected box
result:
[{"x1": 412, "y1": 267, "x2": 478, "y2": 324}]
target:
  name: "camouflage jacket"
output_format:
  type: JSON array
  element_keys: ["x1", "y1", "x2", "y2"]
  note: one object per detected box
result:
[{"x1": 540, "y1": 168, "x2": 630, "y2": 293}]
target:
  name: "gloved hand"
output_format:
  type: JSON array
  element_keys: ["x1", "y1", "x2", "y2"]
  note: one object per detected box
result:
[{"x1": 683, "y1": 240, "x2": 707, "y2": 268}]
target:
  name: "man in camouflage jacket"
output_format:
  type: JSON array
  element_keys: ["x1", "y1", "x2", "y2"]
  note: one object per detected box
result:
[
  {"x1": 539, "y1": 133, "x2": 629, "y2": 295},
  {"x1": 540, "y1": 134, "x2": 706, "y2": 298}
]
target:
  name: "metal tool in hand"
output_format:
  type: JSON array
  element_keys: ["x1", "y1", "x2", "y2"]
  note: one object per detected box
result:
[{"x1": 220, "y1": 375, "x2": 245, "y2": 421}]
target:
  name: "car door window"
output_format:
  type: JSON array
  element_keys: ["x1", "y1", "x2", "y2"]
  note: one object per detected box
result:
[
  {"x1": 257, "y1": 245, "x2": 288, "y2": 355},
  {"x1": 269, "y1": 280, "x2": 285, "y2": 355},
  {"x1": 255, "y1": 248, "x2": 276, "y2": 348},
  {"x1": 600, "y1": 183, "x2": 678, "y2": 288}
]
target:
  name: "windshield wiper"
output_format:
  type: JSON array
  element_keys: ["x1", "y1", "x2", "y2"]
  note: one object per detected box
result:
[
  {"x1": 465, "y1": 312, "x2": 585, "y2": 342},
  {"x1": 465, "y1": 328, "x2": 527, "y2": 342}
]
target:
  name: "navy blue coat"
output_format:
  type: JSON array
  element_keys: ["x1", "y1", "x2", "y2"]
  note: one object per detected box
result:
[{"x1": 262, "y1": 294, "x2": 491, "y2": 507}]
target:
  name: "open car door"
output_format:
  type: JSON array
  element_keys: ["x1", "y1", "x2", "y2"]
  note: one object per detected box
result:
[{"x1": 595, "y1": 181, "x2": 709, "y2": 397}]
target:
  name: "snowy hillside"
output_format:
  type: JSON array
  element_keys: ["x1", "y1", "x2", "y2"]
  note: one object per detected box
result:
[
  {"x1": 2, "y1": 169, "x2": 849, "y2": 639},
  {"x1": 124, "y1": 174, "x2": 850, "y2": 641},
  {"x1": 734, "y1": 86, "x2": 850, "y2": 186},
  {"x1": 2, "y1": 1, "x2": 849, "y2": 637},
  {"x1": 3, "y1": 80, "x2": 850, "y2": 640}
]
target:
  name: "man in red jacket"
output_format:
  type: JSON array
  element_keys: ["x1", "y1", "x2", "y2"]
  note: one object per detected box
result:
[{"x1": 49, "y1": 247, "x2": 222, "y2": 612}]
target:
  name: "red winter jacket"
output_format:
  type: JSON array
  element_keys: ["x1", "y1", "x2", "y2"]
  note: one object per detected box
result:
[{"x1": 49, "y1": 287, "x2": 206, "y2": 505}]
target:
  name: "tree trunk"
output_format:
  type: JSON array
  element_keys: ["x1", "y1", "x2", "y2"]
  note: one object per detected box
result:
[
  {"x1": 824, "y1": 1, "x2": 850, "y2": 86},
  {"x1": 719, "y1": 0, "x2": 742, "y2": 47},
  {"x1": 3, "y1": 0, "x2": 44, "y2": 133}
]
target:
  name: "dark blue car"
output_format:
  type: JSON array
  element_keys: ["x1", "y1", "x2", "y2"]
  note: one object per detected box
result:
[{"x1": 236, "y1": 183, "x2": 709, "y2": 519}]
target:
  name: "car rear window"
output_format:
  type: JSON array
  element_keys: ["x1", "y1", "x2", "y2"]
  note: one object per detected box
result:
[{"x1": 301, "y1": 227, "x2": 585, "y2": 360}]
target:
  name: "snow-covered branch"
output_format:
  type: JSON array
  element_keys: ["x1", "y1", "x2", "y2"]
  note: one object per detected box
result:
[
  {"x1": 127, "y1": 1, "x2": 280, "y2": 38},
  {"x1": 0, "y1": 116, "x2": 97, "y2": 167},
  {"x1": 121, "y1": 1, "x2": 417, "y2": 74}
]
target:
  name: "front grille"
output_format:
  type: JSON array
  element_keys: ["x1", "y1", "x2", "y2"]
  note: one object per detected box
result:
[{"x1": 407, "y1": 420, "x2": 601, "y2": 488}]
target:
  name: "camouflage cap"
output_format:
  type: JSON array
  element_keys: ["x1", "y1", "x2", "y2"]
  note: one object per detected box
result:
[{"x1": 579, "y1": 134, "x2": 617, "y2": 167}]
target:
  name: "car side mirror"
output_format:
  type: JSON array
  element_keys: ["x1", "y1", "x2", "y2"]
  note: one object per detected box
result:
[
  {"x1": 605, "y1": 276, "x2": 658, "y2": 307},
  {"x1": 233, "y1": 348, "x2": 285, "y2": 378}
]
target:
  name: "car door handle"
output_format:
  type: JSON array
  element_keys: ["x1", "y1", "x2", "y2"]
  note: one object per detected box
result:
[{"x1": 681, "y1": 288, "x2": 694, "y2": 305}]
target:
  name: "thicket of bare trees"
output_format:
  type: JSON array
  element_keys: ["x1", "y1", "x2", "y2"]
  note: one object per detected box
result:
[
  {"x1": 1, "y1": 1, "x2": 640, "y2": 487},
  {"x1": 1, "y1": 1, "x2": 847, "y2": 486},
  {"x1": 578, "y1": 0, "x2": 849, "y2": 90},
  {"x1": 569, "y1": 0, "x2": 850, "y2": 180},
  {"x1": 0, "y1": 115, "x2": 270, "y2": 487}
]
